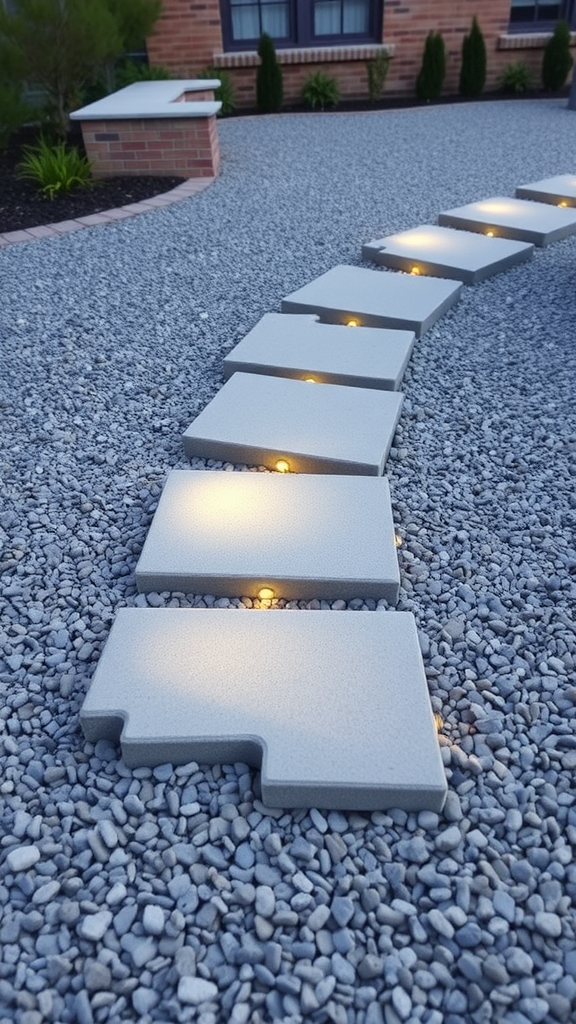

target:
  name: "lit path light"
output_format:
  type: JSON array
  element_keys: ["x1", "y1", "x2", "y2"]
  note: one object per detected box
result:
[
  {"x1": 438, "y1": 196, "x2": 576, "y2": 246},
  {"x1": 80, "y1": 608, "x2": 448, "y2": 811},
  {"x1": 134, "y1": 471, "x2": 401, "y2": 603}
]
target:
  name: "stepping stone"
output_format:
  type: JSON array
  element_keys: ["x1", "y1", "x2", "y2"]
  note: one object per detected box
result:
[
  {"x1": 362, "y1": 224, "x2": 533, "y2": 285},
  {"x1": 438, "y1": 196, "x2": 576, "y2": 246},
  {"x1": 80, "y1": 608, "x2": 447, "y2": 811},
  {"x1": 182, "y1": 372, "x2": 403, "y2": 475},
  {"x1": 223, "y1": 313, "x2": 414, "y2": 391},
  {"x1": 135, "y1": 470, "x2": 400, "y2": 602},
  {"x1": 281, "y1": 264, "x2": 462, "y2": 338},
  {"x1": 516, "y1": 174, "x2": 576, "y2": 208}
]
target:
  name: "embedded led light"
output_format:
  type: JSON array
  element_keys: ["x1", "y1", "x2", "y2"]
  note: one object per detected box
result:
[
  {"x1": 275, "y1": 459, "x2": 290, "y2": 473},
  {"x1": 486, "y1": 230, "x2": 494, "y2": 237},
  {"x1": 304, "y1": 377, "x2": 317, "y2": 383},
  {"x1": 410, "y1": 266, "x2": 420, "y2": 275},
  {"x1": 559, "y1": 200, "x2": 568, "y2": 207},
  {"x1": 347, "y1": 319, "x2": 359, "y2": 327},
  {"x1": 258, "y1": 587, "x2": 275, "y2": 601}
]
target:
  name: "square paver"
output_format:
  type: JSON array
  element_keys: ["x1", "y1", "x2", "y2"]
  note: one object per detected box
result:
[
  {"x1": 223, "y1": 313, "x2": 415, "y2": 391},
  {"x1": 362, "y1": 224, "x2": 534, "y2": 284},
  {"x1": 516, "y1": 174, "x2": 576, "y2": 208},
  {"x1": 182, "y1": 373, "x2": 403, "y2": 475},
  {"x1": 80, "y1": 608, "x2": 447, "y2": 811},
  {"x1": 281, "y1": 265, "x2": 462, "y2": 338},
  {"x1": 135, "y1": 470, "x2": 400, "y2": 602},
  {"x1": 438, "y1": 196, "x2": 576, "y2": 246}
]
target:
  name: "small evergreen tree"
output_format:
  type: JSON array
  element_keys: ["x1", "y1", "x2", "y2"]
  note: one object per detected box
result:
[
  {"x1": 542, "y1": 20, "x2": 574, "y2": 92},
  {"x1": 415, "y1": 31, "x2": 446, "y2": 102},
  {"x1": 459, "y1": 16, "x2": 486, "y2": 97},
  {"x1": 256, "y1": 33, "x2": 283, "y2": 113}
]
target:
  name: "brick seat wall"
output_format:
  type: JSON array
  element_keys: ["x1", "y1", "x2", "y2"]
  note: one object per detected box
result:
[{"x1": 80, "y1": 116, "x2": 220, "y2": 179}]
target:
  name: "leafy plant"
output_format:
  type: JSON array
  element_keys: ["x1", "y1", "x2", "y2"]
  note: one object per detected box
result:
[
  {"x1": 198, "y1": 67, "x2": 236, "y2": 116},
  {"x1": 0, "y1": 82, "x2": 35, "y2": 149},
  {"x1": 302, "y1": 71, "x2": 340, "y2": 110},
  {"x1": 0, "y1": 0, "x2": 162, "y2": 138},
  {"x1": 542, "y1": 19, "x2": 573, "y2": 91},
  {"x1": 17, "y1": 138, "x2": 94, "y2": 199},
  {"x1": 256, "y1": 32, "x2": 283, "y2": 113},
  {"x1": 115, "y1": 60, "x2": 172, "y2": 88},
  {"x1": 416, "y1": 31, "x2": 446, "y2": 102},
  {"x1": 459, "y1": 16, "x2": 486, "y2": 98},
  {"x1": 367, "y1": 51, "x2": 390, "y2": 103},
  {"x1": 499, "y1": 61, "x2": 534, "y2": 94}
]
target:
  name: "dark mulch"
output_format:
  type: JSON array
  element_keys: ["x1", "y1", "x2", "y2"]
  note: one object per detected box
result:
[{"x1": 0, "y1": 128, "x2": 186, "y2": 235}]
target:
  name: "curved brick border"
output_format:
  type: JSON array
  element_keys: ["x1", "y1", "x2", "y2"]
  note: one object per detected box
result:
[{"x1": 0, "y1": 176, "x2": 215, "y2": 249}]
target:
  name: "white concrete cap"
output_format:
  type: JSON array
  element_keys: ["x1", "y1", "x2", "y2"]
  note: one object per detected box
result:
[
  {"x1": 516, "y1": 174, "x2": 576, "y2": 208},
  {"x1": 223, "y1": 312, "x2": 415, "y2": 391},
  {"x1": 281, "y1": 265, "x2": 461, "y2": 338},
  {"x1": 80, "y1": 608, "x2": 447, "y2": 811},
  {"x1": 135, "y1": 470, "x2": 401, "y2": 602},
  {"x1": 70, "y1": 81, "x2": 221, "y2": 120},
  {"x1": 438, "y1": 196, "x2": 576, "y2": 246},
  {"x1": 182, "y1": 373, "x2": 403, "y2": 475},
  {"x1": 362, "y1": 224, "x2": 534, "y2": 284}
]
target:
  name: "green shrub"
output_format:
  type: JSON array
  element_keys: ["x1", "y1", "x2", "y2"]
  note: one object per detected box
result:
[
  {"x1": 198, "y1": 67, "x2": 236, "y2": 116},
  {"x1": 115, "y1": 60, "x2": 172, "y2": 88},
  {"x1": 459, "y1": 16, "x2": 486, "y2": 97},
  {"x1": 256, "y1": 33, "x2": 283, "y2": 113},
  {"x1": 302, "y1": 71, "x2": 340, "y2": 110},
  {"x1": 17, "y1": 137, "x2": 94, "y2": 199},
  {"x1": 0, "y1": 82, "x2": 35, "y2": 148},
  {"x1": 416, "y1": 31, "x2": 446, "y2": 102},
  {"x1": 499, "y1": 61, "x2": 534, "y2": 94},
  {"x1": 542, "y1": 20, "x2": 573, "y2": 91},
  {"x1": 367, "y1": 51, "x2": 390, "y2": 103}
]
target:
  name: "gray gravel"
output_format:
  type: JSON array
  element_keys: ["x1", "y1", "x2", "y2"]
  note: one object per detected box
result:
[{"x1": 1, "y1": 99, "x2": 576, "y2": 1024}]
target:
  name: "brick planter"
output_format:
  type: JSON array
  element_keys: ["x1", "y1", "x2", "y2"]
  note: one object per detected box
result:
[{"x1": 70, "y1": 81, "x2": 221, "y2": 180}]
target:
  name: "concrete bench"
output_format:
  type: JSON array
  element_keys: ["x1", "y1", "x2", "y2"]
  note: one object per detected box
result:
[{"x1": 70, "y1": 80, "x2": 222, "y2": 179}]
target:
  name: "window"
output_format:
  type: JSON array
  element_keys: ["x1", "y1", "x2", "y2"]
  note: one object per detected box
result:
[
  {"x1": 509, "y1": 0, "x2": 576, "y2": 28},
  {"x1": 221, "y1": 0, "x2": 382, "y2": 49}
]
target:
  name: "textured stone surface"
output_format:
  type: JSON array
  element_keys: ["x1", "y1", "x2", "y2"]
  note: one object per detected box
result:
[
  {"x1": 182, "y1": 372, "x2": 403, "y2": 475},
  {"x1": 438, "y1": 195, "x2": 576, "y2": 246},
  {"x1": 135, "y1": 470, "x2": 401, "y2": 602},
  {"x1": 281, "y1": 264, "x2": 462, "y2": 337},
  {"x1": 80, "y1": 608, "x2": 447, "y2": 811},
  {"x1": 362, "y1": 224, "x2": 534, "y2": 284},
  {"x1": 223, "y1": 312, "x2": 415, "y2": 391},
  {"x1": 516, "y1": 174, "x2": 576, "y2": 208}
]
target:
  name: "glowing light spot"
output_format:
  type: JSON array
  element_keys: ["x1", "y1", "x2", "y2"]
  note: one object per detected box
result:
[
  {"x1": 433, "y1": 712, "x2": 443, "y2": 732},
  {"x1": 347, "y1": 319, "x2": 359, "y2": 328},
  {"x1": 559, "y1": 200, "x2": 568, "y2": 207},
  {"x1": 304, "y1": 377, "x2": 317, "y2": 383},
  {"x1": 258, "y1": 587, "x2": 275, "y2": 601},
  {"x1": 486, "y1": 230, "x2": 494, "y2": 237},
  {"x1": 275, "y1": 460, "x2": 290, "y2": 473},
  {"x1": 410, "y1": 266, "x2": 420, "y2": 275},
  {"x1": 394, "y1": 533, "x2": 403, "y2": 548}
]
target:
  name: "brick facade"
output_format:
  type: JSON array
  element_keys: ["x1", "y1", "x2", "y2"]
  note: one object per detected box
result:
[{"x1": 146, "y1": 1, "x2": 575, "y2": 107}]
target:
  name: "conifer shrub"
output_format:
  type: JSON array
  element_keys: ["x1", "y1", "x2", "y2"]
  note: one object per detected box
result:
[
  {"x1": 542, "y1": 20, "x2": 573, "y2": 91},
  {"x1": 367, "y1": 51, "x2": 390, "y2": 103},
  {"x1": 459, "y1": 17, "x2": 486, "y2": 97},
  {"x1": 415, "y1": 32, "x2": 446, "y2": 102},
  {"x1": 256, "y1": 33, "x2": 283, "y2": 113}
]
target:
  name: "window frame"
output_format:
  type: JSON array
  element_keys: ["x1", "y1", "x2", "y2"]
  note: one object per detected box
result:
[
  {"x1": 508, "y1": 0, "x2": 576, "y2": 31},
  {"x1": 220, "y1": 0, "x2": 383, "y2": 51}
]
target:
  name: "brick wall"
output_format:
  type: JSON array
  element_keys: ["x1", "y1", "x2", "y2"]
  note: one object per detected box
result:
[
  {"x1": 147, "y1": 1, "x2": 574, "y2": 106},
  {"x1": 80, "y1": 117, "x2": 220, "y2": 178}
]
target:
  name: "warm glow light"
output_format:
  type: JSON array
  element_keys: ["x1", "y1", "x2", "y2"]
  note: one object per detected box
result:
[
  {"x1": 559, "y1": 200, "x2": 568, "y2": 207},
  {"x1": 275, "y1": 459, "x2": 290, "y2": 473},
  {"x1": 347, "y1": 319, "x2": 359, "y2": 328},
  {"x1": 304, "y1": 377, "x2": 317, "y2": 383},
  {"x1": 478, "y1": 200, "x2": 517, "y2": 214},
  {"x1": 258, "y1": 587, "x2": 275, "y2": 601},
  {"x1": 433, "y1": 712, "x2": 443, "y2": 732},
  {"x1": 410, "y1": 266, "x2": 420, "y2": 275},
  {"x1": 486, "y1": 230, "x2": 494, "y2": 237},
  {"x1": 394, "y1": 533, "x2": 403, "y2": 548}
]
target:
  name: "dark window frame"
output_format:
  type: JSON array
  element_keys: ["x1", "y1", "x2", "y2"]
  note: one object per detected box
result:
[
  {"x1": 509, "y1": 0, "x2": 576, "y2": 31},
  {"x1": 220, "y1": 0, "x2": 383, "y2": 51}
]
